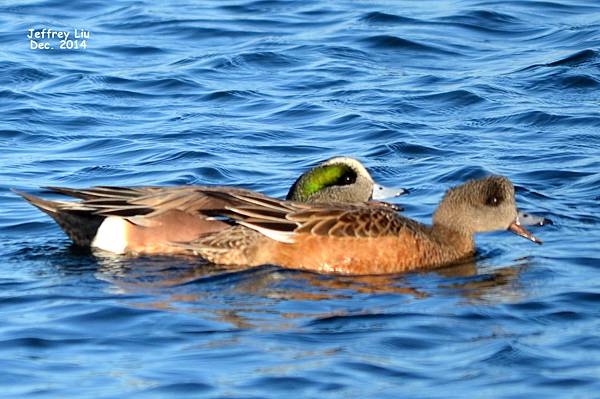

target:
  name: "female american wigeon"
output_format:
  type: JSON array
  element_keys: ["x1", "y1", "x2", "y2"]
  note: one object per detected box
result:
[
  {"x1": 173, "y1": 175, "x2": 542, "y2": 274},
  {"x1": 14, "y1": 157, "x2": 405, "y2": 256}
]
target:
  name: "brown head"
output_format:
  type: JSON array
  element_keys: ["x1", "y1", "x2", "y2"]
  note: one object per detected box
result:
[{"x1": 432, "y1": 176, "x2": 542, "y2": 244}]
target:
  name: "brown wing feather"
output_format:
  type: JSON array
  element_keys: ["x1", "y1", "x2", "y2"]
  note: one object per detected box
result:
[
  {"x1": 41, "y1": 186, "x2": 167, "y2": 216},
  {"x1": 199, "y1": 190, "x2": 419, "y2": 240},
  {"x1": 309, "y1": 207, "x2": 423, "y2": 238},
  {"x1": 38, "y1": 185, "x2": 268, "y2": 218},
  {"x1": 44, "y1": 186, "x2": 152, "y2": 200}
]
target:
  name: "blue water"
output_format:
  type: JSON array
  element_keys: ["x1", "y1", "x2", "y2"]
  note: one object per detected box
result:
[{"x1": 1, "y1": 0, "x2": 599, "y2": 397}]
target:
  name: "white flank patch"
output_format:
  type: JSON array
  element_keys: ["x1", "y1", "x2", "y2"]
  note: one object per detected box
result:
[{"x1": 91, "y1": 217, "x2": 128, "y2": 254}]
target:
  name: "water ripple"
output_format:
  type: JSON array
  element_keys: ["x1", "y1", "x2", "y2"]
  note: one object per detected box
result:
[
  {"x1": 361, "y1": 35, "x2": 460, "y2": 56},
  {"x1": 0, "y1": 0, "x2": 599, "y2": 397}
]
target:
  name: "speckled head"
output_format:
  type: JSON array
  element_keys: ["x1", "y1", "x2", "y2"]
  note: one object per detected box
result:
[
  {"x1": 433, "y1": 175, "x2": 542, "y2": 244},
  {"x1": 286, "y1": 157, "x2": 406, "y2": 203}
]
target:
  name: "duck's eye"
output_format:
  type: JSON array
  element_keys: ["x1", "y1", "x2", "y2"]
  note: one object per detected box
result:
[
  {"x1": 337, "y1": 170, "x2": 357, "y2": 186},
  {"x1": 486, "y1": 196, "x2": 501, "y2": 206}
]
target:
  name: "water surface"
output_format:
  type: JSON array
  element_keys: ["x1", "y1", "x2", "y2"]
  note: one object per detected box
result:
[{"x1": 1, "y1": 0, "x2": 599, "y2": 397}]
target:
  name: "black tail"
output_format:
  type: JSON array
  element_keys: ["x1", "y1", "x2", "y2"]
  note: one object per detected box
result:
[{"x1": 12, "y1": 190, "x2": 104, "y2": 247}]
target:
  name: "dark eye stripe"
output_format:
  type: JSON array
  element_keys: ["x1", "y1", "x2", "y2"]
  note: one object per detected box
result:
[{"x1": 338, "y1": 170, "x2": 357, "y2": 186}]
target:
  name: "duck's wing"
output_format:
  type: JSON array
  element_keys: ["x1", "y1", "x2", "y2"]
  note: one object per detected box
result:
[
  {"x1": 195, "y1": 189, "x2": 422, "y2": 242},
  {"x1": 43, "y1": 185, "x2": 155, "y2": 200},
  {"x1": 290, "y1": 206, "x2": 420, "y2": 238},
  {"x1": 38, "y1": 185, "x2": 277, "y2": 218}
]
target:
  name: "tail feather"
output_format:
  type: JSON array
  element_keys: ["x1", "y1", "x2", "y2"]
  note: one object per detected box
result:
[
  {"x1": 44, "y1": 186, "x2": 142, "y2": 200},
  {"x1": 12, "y1": 190, "x2": 62, "y2": 215},
  {"x1": 12, "y1": 189, "x2": 104, "y2": 246}
]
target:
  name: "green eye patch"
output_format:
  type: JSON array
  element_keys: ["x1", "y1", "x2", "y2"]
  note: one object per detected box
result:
[{"x1": 286, "y1": 164, "x2": 356, "y2": 201}]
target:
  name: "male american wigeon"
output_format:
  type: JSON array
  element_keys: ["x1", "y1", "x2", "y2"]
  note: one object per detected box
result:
[
  {"x1": 15, "y1": 164, "x2": 543, "y2": 274},
  {"x1": 14, "y1": 157, "x2": 406, "y2": 256}
]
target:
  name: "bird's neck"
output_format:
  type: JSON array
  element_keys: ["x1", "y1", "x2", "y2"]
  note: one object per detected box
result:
[{"x1": 431, "y1": 222, "x2": 476, "y2": 259}]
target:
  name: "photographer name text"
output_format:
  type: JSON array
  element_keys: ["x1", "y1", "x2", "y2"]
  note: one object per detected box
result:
[{"x1": 28, "y1": 28, "x2": 90, "y2": 50}]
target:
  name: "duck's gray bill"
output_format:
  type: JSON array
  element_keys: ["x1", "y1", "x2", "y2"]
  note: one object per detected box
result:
[
  {"x1": 508, "y1": 218, "x2": 543, "y2": 245},
  {"x1": 517, "y1": 211, "x2": 553, "y2": 226},
  {"x1": 371, "y1": 183, "x2": 409, "y2": 200}
]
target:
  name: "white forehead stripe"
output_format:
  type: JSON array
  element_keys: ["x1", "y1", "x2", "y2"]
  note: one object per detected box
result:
[{"x1": 323, "y1": 156, "x2": 373, "y2": 182}]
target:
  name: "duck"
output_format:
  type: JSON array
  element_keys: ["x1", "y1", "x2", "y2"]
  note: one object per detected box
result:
[
  {"x1": 14, "y1": 157, "x2": 406, "y2": 256},
  {"x1": 174, "y1": 175, "x2": 542, "y2": 275}
]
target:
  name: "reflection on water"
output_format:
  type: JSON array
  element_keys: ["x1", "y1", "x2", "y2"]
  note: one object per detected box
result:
[
  {"x1": 436, "y1": 260, "x2": 530, "y2": 304},
  {"x1": 91, "y1": 253, "x2": 530, "y2": 329}
]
